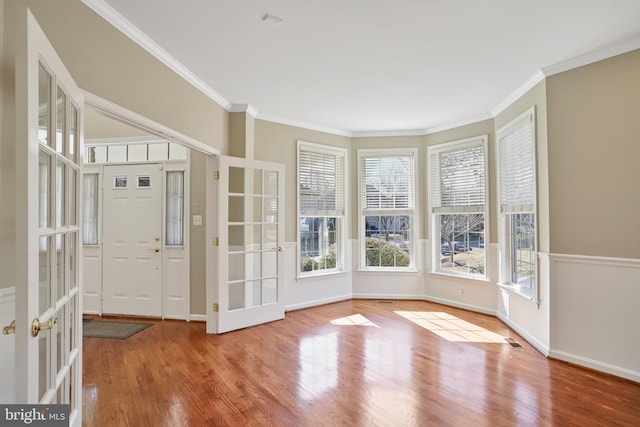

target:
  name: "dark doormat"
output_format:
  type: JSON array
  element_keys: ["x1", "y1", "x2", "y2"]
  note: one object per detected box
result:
[{"x1": 82, "y1": 319, "x2": 153, "y2": 339}]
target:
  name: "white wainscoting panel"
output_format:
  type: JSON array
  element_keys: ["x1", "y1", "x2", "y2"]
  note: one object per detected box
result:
[{"x1": 549, "y1": 253, "x2": 640, "y2": 382}]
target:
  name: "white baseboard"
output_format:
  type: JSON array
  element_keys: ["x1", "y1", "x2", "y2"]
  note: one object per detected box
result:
[
  {"x1": 352, "y1": 293, "x2": 423, "y2": 301},
  {"x1": 548, "y1": 349, "x2": 640, "y2": 383},
  {"x1": 189, "y1": 314, "x2": 206, "y2": 322},
  {"x1": 497, "y1": 311, "x2": 550, "y2": 356},
  {"x1": 285, "y1": 294, "x2": 352, "y2": 312},
  {"x1": 423, "y1": 295, "x2": 497, "y2": 316}
]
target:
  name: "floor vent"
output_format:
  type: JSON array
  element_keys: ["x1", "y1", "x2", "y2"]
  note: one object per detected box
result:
[
  {"x1": 505, "y1": 338, "x2": 522, "y2": 348},
  {"x1": 376, "y1": 301, "x2": 394, "y2": 304}
]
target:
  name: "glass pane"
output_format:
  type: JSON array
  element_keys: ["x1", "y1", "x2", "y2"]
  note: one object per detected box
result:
[
  {"x1": 511, "y1": 213, "x2": 536, "y2": 288},
  {"x1": 228, "y1": 282, "x2": 245, "y2": 311},
  {"x1": 82, "y1": 175, "x2": 99, "y2": 245},
  {"x1": 56, "y1": 85, "x2": 66, "y2": 154},
  {"x1": 246, "y1": 196, "x2": 262, "y2": 223},
  {"x1": 438, "y1": 213, "x2": 485, "y2": 275},
  {"x1": 263, "y1": 224, "x2": 277, "y2": 249},
  {"x1": 69, "y1": 168, "x2": 77, "y2": 226},
  {"x1": 89, "y1": 146, "x2": 107, "y2": 163},
  {"x1": 228, "y1": 253, "x2": 245, "y2": 281},
  {"x1": 246, "y1": 252, "x2": 261, "y2": 280},
  {"x1": 69, "y1": 294, "x2": 76, "y2": 352},
  {"x1": 56, "y1": 161, "x2": 65, "y2": 227},
  {"x1": 166, "y1": 171, "x2": 184, "y2": 245},
  {"x1": 247, "y1": 281, "x2": 261, "y2": 308},
  {"x1": 229, "y1": 167, "x2": 244, "y2": 193},
  {"x1": 262, "y1": 278, "x2": 277, "y2": 305},
  {"x1": 56, "y1": 305, "x2": 66, "y2": 374},
  {"x1": 148, "y1": 143, "x2": 169, "y2": 161},
  {"x1": 69, "y1": 104, "x2": 77, "y2": 162},
  {"x1": 128, "y1": 145, "x2": 147, "y2": 162},
  {"x1": 38, "y1": 63, "x2": 51, "y2": 146},
  {"x1": 246, "y1": 224, "x2": 261, "y2": 248},
  {"x1": 264, "y1": 197, "x2": 278, "y2": 223},
  {"x1": 39, "y1": 151, "x2": 51, "y2": 228},
  {"x1": 56, "y1": 234, "x2": 65, "y2": 300},
  {"x1": 262, "y1": 251, "x2": 277, "y2": 278},
  {"x1": 39, "y1": 236, "x2": 51, "y2": 314},
  {"x1": 169, "y1": 143, "x2": 187, "y2": 160},
  {"x1": 264, "y1": 170, "x2": 278, "y2": 196},
  {"x1": 38, "y1": 327, "x2": 51, "y2": 400},
  {"x1": 228, "y1": 224, "x2": 244, "y2": 248},
  {"x1": 228, "y1": 196, "x2": 244, "y2": 223},
  {"x1": 248, "y1": 168, "x2": 262, "y2": 195},
  {"x1": 108, "y1": 145, "x2": 127, "y2": 162}
]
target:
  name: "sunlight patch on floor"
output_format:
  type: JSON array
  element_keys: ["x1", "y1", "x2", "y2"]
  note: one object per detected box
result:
[
  {"x1": 394, "y1": 311, "x2": 505, "y2": 343},
  {"x1": 331, "y1": 314, "x2": 379, "y2": 327}
]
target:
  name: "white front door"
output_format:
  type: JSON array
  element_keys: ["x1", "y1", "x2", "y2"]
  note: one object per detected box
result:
[
  {"x1": 214, "y1": 156, "x2": 285, "y2": 333},
  {"x1": 102, "y1": 164, "x2": 162, "y2": 317},
  {"x1": 1, "y1": 6, "x2": 83, "y2": 425}
]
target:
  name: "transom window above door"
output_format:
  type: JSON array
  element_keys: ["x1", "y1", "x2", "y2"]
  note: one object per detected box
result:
[{"x1": 85, "y1": 140, "x2": 187, "y2": 164}]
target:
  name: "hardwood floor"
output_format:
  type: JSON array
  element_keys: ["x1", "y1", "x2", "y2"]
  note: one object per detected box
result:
[{"x1": 82, "y1": 300, "x2": 640, "y2": 426}]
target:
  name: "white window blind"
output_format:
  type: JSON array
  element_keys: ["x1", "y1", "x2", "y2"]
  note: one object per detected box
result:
[
  {"x1": 361, "y1": 154, "x2": 414, "y2": 211},
  {"x1": 431, "y1": 141, "x2": 485, "y2": 213},
  {"x1": 498, "y1": 111, "x2": 535, "y2": 213},
  {"x1": 299, "y1": 148, "x2": 344, "y2": 216}
]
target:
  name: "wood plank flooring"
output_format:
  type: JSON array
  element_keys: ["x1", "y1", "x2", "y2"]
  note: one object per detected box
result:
[{"x1": 82, "y1": 300, "x2": 640, "y2": 426}]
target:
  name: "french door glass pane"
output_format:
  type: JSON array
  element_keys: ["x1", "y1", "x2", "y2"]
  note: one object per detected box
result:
[
  {"x1": 56, "y1": 85, "x2": 66, "y2": 154},
  {"x1": 56, "y1": 161, "x2": 65, "y2": 227},
  {"x1": 69, "y1": 168, "x2": 77, "y2": 226},
  {"x1": 68, "y1": 233, "x2": 77, "y2": 290},
  {"x1": 262, "y1": 278, "x2": 277, "y2": 304},
  {"x1": 248, "y1": 168, "x2": 262, "y2": 195},
  {"x1": 56, "y1": 234, "x2": 65, "y2": 300},
  {"x1": 228, "y1": 167, "x2": 244, "y2": 193},
  {"x1": 39, "y1": 151, "x2": 51, "y2": 228},
  {"x1": 229, "y1": 282, "x2": 244, "y2": 310},
  {"x1": 38, "y1": 63, "x2": 51, "y2": 146},
  {"x1": 69, "y1": 104, "x2": 77, "y2": 162},
  {"x1": 38, "y1": 327, "x2": 51, "y2": 400},
  {"x1": 39, "y1": 236, "x2": 51, "y2": 315},
  {"x1": 56, "y1": 304, "x2": 66, "y2": 374},
  {"x1": 69, "y1": 294, "x2": 76, "y2": 352}
]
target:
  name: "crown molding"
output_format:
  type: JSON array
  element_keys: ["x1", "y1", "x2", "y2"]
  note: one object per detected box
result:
[
  {"x1": 255, "y1": 113, "x2": 353, "y2": 138},
  {"x1": 230, "y1": 104, "x2": 258, "y2": 118},
  {"x1": 81, "y1": 0, "x2": 232, "y2": 111},
  {"x1": 491, "y1": 70, "x2": 546, "y2": 118},
  {"x1": 541, "y1": 34, "x2": 640, "y2": 77}
]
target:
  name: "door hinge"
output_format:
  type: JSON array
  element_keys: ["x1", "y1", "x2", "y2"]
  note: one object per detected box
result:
[
  {"x1": 213, "y1": 303, "x2": 219, "y2": 312},
  {"x1": 213, "y1": 237, "x2": 219, "y2": 246},
  {"x1": 213, "y1": 171, "x2": 220, "y2": 180}
]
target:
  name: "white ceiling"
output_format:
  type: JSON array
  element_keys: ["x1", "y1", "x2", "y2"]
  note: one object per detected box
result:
[{"x1": 93, "y1": 0, "x2": 640, "y2": 136}]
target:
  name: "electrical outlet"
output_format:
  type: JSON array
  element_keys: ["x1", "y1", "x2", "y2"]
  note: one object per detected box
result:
[{"x1": 193, "y1": 215, "x2": 202, "y2": 226}]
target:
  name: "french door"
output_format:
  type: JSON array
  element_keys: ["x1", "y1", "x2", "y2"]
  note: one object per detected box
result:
[
  {"x1": 215, "y1": 156, "x2": 285, "y2": 333},
  {"x1": 0, "y1": 6, "x2": 83, "y2": 425}
]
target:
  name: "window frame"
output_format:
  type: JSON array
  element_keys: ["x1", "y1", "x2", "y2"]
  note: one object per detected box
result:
[
  {"x1": 428, "y1": 135, "x2": 489, "y2": 279},
  {"x1": 496, "y1": 107, "x2": 538, "y2": 302},
  {"x1": 297, "y1": 141, "x2": 347, "y2": 277},
  {"x1": 358, "y1": 148, "x2": 418, "y2": 272}
]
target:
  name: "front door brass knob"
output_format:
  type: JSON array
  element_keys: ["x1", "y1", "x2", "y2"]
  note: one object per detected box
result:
[
  {"x1": 154, "y1": 247, "x2": 160, "y2": 253},
  {"x1": 32, "y1": 316, "x2": 57, "y2": 337}
]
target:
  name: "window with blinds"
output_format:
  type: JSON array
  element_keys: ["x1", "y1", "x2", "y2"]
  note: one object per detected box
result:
[
  {"x1": 297, "y1": 142, "x2": 346, "y2": 275},
  {"x1": 497, "y1": 107, "x2": 537, "y2": 298},
  {"x1": 358, "y1": 149, "x2": 416, "y2": 270},
  {"x1": 429, "y1": 136, "x2": 487, "y2": 277}
]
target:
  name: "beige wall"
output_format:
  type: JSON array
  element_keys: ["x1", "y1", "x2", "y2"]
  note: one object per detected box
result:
[
  {"x1": 254, "y1": 119, "x2": 351, "y2": 242},
  {"x1": 546, "y1": 49, "x2": 640, "y2": 259}
]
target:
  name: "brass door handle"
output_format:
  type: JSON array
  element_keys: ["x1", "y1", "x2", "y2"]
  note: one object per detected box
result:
[
  {"x1": 32, "y1": 316, "x2": 57, "y2": 337},
  {"x1": 154, "y1": 247, "x2": 160, "y2": 253},
  {"x1": 3, "y1": 320, "x2": 15, "y2": 335},
  {"x1": 277, "y1": 246, "x2": 284, "y2": 252}
]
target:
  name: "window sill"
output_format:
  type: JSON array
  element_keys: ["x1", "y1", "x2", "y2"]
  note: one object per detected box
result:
[
  {"x1": 428, "y1": 271, "x2": 491, "y2": 284},
  {"x1": 356, "y1": 268, "x2": 421, "y2": 274},
  {"x1": 497, "y1": 283, "x2": 540, "y2": 305},
  {"x1": 297, "y1": 270, "x2": 348, "y2": 281}
]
